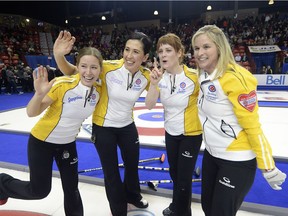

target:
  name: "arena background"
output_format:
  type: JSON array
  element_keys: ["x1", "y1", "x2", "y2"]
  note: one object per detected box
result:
[{"x1": 0, "y1": 1, "x2": 287, "y2": 215}]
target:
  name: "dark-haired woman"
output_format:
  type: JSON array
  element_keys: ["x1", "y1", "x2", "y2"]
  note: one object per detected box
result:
[{"x1": 53, "y1": 30, "x2": 153, "y2": 216}]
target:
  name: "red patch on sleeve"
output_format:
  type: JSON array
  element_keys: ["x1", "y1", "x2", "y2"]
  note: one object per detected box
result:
[{"x1": 238, "y1": 90, "x2": 257, "y2": 112}]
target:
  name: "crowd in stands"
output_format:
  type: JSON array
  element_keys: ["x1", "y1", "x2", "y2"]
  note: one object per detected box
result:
[
  {"x1": 0, "y1": 10, "x2": 288, "y2": 95},
  {"x1": 58, "y1": 12, "x2": 288, "y2": 72}
]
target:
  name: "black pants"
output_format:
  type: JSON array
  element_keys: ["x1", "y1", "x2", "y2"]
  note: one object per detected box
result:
[
  {"x1": 165, "y1": 132, "x2": 202, "y2": 216},
  {"x1": 201, "y1": 149, "x2": 256, "y2": 216},
  {"x1": 0, "y1": 135, "x2": 83, "y2": 216},
  {"x1": 92, "y1": 123, "x2": 142, "y2": 216}
]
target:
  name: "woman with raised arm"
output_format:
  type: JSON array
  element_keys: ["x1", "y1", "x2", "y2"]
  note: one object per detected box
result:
[
  {"x1": 145, "y1": 33, "x2": 202, "y2": 216},
  {"x1": 53, "y1": 30, "x2": 152, "y2": 216},
  {"x1": 0, "y1": 47, "x2": 103, "y2": 216}
]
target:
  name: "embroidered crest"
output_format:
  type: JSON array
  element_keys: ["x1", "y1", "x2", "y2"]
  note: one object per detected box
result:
[
  {"x1": 208, "y1": 85, "x2": 216, "y2": 92},
  {"x1": 135, "y1": 78, "x2": 141, "y2": 85},
  {"x1": 180, "y1": 82, "x2": 186, "y2": 89},
  {"x1": 238, "y1": 90, "x2": 257, "y2": 112}
]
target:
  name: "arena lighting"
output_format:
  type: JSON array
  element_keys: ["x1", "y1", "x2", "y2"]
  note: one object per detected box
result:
[
  {"x1": 101, "y1": 15, "x2": 106, "y2": 20},
  {"x1": 207, "y1": 5, "x2": 212, "y2": 11},
  {"x1": 65, "y1": 19, "x2": 68, "y2": 24},
  {"x1": 154, "y1": 10, "x2": 158, "y2": 15},
  {"x1": 268, "y1": 0, "x2": 274, "y2": 5}
]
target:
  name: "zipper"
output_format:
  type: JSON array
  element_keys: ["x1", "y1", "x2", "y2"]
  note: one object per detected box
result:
[
  {"x1": 127, "y1": 73, "x2": 134, "y2": 90},
  {"x1": 84, "y1": 86, "x2": 93, "y2": 107}
]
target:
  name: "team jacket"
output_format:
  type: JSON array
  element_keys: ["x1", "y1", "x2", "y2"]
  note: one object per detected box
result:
[
  {"x1": 158, "y1": 65, "x2": 202, "y2": 136},
  {"x1": 198, "y1": 63, "x2": 275, "y2": 170},
  {"x1": 31, "y1": 73, "x2": 100, "y2": 144},
  {"x1": 93, "y1": 59, "x2": 150, "y2": 128}
]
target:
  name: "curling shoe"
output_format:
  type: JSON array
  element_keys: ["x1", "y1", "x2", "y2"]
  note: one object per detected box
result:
[
  {"x1": 162, "y1": 206, "x2": 175, "y2": 216},
  {"x1": 128, "y1": 197, "x2": 149, "y2": 208}
]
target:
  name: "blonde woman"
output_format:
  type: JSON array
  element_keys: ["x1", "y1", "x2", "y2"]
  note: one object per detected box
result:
[{"x1": 192, "y1": 25, "x2": 286, "y2": 216}]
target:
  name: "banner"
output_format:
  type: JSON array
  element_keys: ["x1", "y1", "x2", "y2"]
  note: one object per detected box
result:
[
  {"x1": 248, "y1": 45, "x2": 281, "y2": 53},
  {"x1": 254, "y1": 74, "x2": 288, "y2": 86}
]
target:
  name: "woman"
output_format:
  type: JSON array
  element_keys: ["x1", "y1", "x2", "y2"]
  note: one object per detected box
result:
[
  {"x1": 53, "y1": 30, "x2": 152, "y2": 216},
  {"x1": 145, "y1": 33, "x2": 202, "y2": 216},
  {"x1": 191, "y1": 25, "x2": 286, "y2": 216},
  {"x1": 0, "y1": 47, "x2": 103, "y2": 216}
]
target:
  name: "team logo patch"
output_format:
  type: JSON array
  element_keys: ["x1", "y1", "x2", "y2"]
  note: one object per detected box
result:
[
  {"x1": 135, "y1": 78, "x2": 141, "y2": 85},
  {"x1": 91, "y1": 94, "x2": 96, "y2": 100},
  {"x1": 180, "y1": 82, "x2": 186, "y2": 89},
  {"x1": 208, "y1": 85, "x2": 216, "y2": 92},
  {"x1": 238, "y1": 90, "x2": 257, "y2": 112}
]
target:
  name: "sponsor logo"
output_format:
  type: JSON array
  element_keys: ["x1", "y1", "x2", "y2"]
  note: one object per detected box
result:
[
  {"x1": 62, "y1": 150, "x2": 70, "y2": 159},
  {"x1": 219, "y1": 177, "x2": 235, "y2": 188},
  {"x1": 109, "y1": 76, "x2": 123, "y2": 85},
  {"x1": 68, "y1": 96, "x2": 82, "y2": 103},
  {"x1": 182, "y1": 151, "x2": 193, "y2": 158},
  {"x1": 70, "y1": 157, "x2": 78, "y2": 165},
  {"x1": 238, "y1": 90, "x2": 257, "y2": 112},
  {"x1": 266, "y1": 75, "x2": 286, "y2": 85},
  {"x1": 159, "y1": 83, "x2": 168, "y2": 89}
]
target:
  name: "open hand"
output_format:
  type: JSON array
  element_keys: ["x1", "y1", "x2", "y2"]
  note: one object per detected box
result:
[
  {"x1": 53, "y1": 30, "x2": 76, "y2": 56},
  {"x1": 33, "y1": 66, "x2": 56, "y2": 96}
]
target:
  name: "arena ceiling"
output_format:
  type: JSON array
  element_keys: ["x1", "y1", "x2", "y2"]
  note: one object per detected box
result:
[{"x1": 0, "y1": 1, "x2": 286, "y2": 27}]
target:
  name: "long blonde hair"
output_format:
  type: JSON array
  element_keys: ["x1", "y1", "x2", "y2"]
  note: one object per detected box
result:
[{"x1": 191, "y1": 25, "x2": 235, "y2": 79}]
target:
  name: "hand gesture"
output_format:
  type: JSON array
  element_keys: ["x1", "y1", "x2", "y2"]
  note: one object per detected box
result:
[
  {"x1": 263, "y1": 167, "x2": 286, "y2": 190},
  {"x1": 53, "y1": 30, "x2": 76, "y2": 56},
  {"x1": 150, "y1": 57, "x2": 163, "y2": 85},
  {"x1": 33, "y1": 66, "x2": 56, "y2": 96}
]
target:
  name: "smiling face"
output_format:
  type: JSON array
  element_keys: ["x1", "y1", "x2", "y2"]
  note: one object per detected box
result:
[
  {"x1": 158, "y1": 43, "x2": 181, "y2": 72},
  {"x1": 77, "y1": 55, "x2": 101, "y2": 87},
  {"x1": 123, "y1": 39, "x2": 148, "y2": 73},
  {"x1": 193, "y1": 33, "x2": 219, "y2": 74}
]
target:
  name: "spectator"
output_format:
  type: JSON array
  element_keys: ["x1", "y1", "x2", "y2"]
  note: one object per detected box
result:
[
  {"x1": 267, "y1": 65, "x2": 273, "y2": 74},
  {"x1": 241, "y1": 53, "x2": 249, "y2": 62},
  {"x1": 261, "y1": 65, "x2": 268, "y2": 74},
  {"x1": 234, "y1": 53, "x2": 242, "y2": 62},
  {"x1": 6, "y1": 66, "x2": 23, "y2": 95}
]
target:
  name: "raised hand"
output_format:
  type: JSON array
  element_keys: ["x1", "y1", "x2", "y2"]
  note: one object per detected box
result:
[
  {"x1": 33, "y1": 66, "x2": 55, "y2": 96},
  {"x1": 53, "y1": 30, "x2": 76, "y2": 56},
  {"x1": 150, "y1": 57, "x2": 163, "y2": 85}
]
